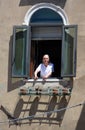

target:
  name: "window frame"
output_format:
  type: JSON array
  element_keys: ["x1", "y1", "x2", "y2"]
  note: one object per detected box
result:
[
  {"x1": 12, "y1": 24, "x2": 77, "y2": 79},
  {"x1": 61, "y1": 25, "x2": 78, "y2": 77},
  {"x1": 12, "y1": 25, "x2": 31, "y2": 78}
]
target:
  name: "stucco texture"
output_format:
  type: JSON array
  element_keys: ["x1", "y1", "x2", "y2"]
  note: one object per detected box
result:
[{"x1": 0, "y1": 0, "x2": 85, "y2": 130}]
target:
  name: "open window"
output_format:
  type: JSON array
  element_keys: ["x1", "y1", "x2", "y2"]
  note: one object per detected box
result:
[
  {"x1": 30, "y1": 40, "x2": 62, "y2": 78},
  {"x1": 30, "y1": 25, "x2": 77, "y2": 78},
  {"x1": 12, "y1": 25, "x2": 77, "y2": 79},
  {"x1": 61, "y1": 25, "x2": 77, "y2": 77},
  {"x1": 12, "y1": 26, "x2": 31, "y2": 78}
]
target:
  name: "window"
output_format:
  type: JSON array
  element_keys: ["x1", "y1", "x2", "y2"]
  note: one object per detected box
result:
[
  {"x1": 12, "y1": 26, "x2": 31, "y2": 77},
  {"x1": 30, "y1": 40, "x2": 62, "y2": 78},
  {"x1": 61, "y1": 25, "x2": 77, "y2": 77},
  {"x1": 12, "y1": 25, "x2": 77, "y2": 78}
]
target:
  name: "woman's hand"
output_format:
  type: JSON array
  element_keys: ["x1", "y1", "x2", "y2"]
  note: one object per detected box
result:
[
  {"x1": 42, "y1": 76, "x2": 48, "y2": 80},
  {"x1": 34, "y1": 75, "x2": 38, "y2": 80}
]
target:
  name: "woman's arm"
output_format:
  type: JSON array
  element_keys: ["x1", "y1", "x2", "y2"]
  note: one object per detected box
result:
[{"x1": 34, "y1": 64, "x2": 41, "y2": 79}]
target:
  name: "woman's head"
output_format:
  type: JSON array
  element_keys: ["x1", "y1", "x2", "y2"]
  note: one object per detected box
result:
[{"x1": 42, "y1": 54, "x2": 50, "y2": 66}]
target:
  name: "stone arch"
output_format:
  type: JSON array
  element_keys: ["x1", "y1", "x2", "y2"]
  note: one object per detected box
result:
[{"x1": 23, "y1": 3, "x2": 69, "y2": 25}]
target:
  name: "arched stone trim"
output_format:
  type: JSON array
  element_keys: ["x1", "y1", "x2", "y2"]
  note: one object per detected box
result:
[{"x1": 23, "y1": 3, "x2": 69, "y2": 25}]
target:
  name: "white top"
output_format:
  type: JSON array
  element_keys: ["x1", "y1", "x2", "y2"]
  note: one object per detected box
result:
[{"x1": 36, "y1": 63, "x2": 54, "y2": 77}]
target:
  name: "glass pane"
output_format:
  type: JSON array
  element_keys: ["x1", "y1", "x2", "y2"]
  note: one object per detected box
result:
[
  {"x1": 30, "y1": 8, "x2": 63, "y2": 23},
  {"x1": 12, "y1": 27, "x2": 27, "y2": 76},
  {"x1": 61, "y1": 25, "x2": 77, "y2": 77}
]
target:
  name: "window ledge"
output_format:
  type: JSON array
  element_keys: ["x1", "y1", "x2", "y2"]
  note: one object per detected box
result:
[{"x1": 23, "y1": 78, "x2": 70, "y2": 83}]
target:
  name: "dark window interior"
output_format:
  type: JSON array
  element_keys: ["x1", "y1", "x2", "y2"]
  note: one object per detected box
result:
[{"x1": 30, "y1": 40, "x2": 62, "y2": 78}]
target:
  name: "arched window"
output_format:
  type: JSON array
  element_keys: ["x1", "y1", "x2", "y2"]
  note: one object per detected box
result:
[
  {"x1": 12, "y1": 3, "x2": 77, "y2": 78},
  {"x1": 30, "y1": 8, "x2": 63, "y2": 23}
]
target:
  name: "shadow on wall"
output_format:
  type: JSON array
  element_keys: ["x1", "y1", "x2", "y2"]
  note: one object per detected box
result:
[
  {"x1": 7, "y1": 36, "x2": 25, "y2": 92},
  {"x1": 60, "y1": 78, "x2": 73, "y2": 90},
  {"x1": 19, "y1": 0, "x2": 67, "y2": 8},
  {"x1": 76, "y1": 104, "x2": 85, "y2": 130},
  {"x1": 11, "y1": 95, "x2": 70, "y2": 126}
]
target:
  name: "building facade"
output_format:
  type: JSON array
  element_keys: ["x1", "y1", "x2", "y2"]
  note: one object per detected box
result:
[{"x1": 0, "y1": 0, "x2": 85, "y2": 130}]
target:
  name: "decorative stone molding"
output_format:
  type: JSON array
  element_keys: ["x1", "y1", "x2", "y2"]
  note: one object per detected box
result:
[{"x1": 23, "y1": 3, "x2": 69, "y2": 25}]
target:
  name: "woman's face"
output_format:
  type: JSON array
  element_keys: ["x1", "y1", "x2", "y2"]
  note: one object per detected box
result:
[{"x1": 43, "y1": 55, "x2": 49, "y2": 66}]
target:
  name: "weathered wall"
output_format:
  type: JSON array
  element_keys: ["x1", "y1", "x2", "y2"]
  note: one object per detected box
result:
[{"x1": 0, "y1": 0, "x2": 85, "y2": 130}]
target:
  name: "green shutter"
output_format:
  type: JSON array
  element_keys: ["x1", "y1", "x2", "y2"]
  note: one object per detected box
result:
[
  {"x1": 12, "y1": 26, "x2": 31, "y2": 77},
  {"x1": 61, "y1": 25, "x2": 77, "y2": 77}
]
